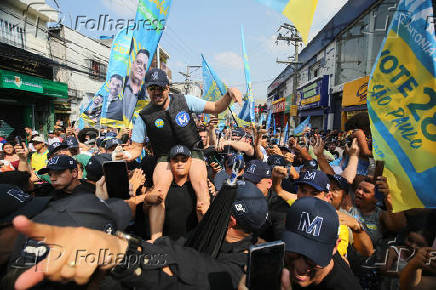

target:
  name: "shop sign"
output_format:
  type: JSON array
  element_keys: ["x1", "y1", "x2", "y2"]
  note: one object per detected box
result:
[
  {"x1": 290, "y1": 105, "x2": 298, "y2": 116},
  {"x1": 342, "y1": 76, "x2": 369, "y2": 107},
  {"x1": 297, "y1": 75, "x2": 329, "y2": 110},
  {"x1": 272, "y1": 99, "x2": 286, "y2": 113}
]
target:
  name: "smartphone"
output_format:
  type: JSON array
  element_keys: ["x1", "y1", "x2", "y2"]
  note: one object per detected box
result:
[
  {"x1": 374, "y1": 160, "x2": 385, "y2": 203},
  {"x1": 246, "y1": 241, "x2": 285, "y2": 290},
  {"x1": 15, "y1": 136, "x2": 23, "y2": 146},
  {"x1": 103, "y1": 161, "x2": 130, "y2": 199}
]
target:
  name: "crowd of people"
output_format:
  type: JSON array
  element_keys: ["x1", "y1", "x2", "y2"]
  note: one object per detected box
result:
[{"x1": 0, "y1": 69, "x2": 435, "y2": 290}]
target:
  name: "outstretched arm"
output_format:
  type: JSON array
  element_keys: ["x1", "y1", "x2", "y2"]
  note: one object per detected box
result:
[{"x1": 203, "y1": 88, "x2": 242, "y2": 114}]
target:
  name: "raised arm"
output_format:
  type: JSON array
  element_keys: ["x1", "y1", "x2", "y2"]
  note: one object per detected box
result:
[{"x1": 203, "y1": 88, "x2": 242, "y2": 114}]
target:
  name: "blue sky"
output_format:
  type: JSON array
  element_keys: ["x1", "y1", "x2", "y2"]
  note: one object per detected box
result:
[{"x1": 51, "y1": 0, "x2": 348, "y2": 102}]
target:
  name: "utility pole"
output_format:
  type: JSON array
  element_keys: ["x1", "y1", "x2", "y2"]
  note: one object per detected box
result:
[
  {"x1": 275, "y1": 23, "x2": 303, "y2": 130},
  {"x1": 179, "y1": 65, "x2": 201, "y2": 94}
]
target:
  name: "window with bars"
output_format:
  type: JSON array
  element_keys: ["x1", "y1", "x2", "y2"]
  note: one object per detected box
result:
[
  {"x1": 0, "y1": 18, "x2": 25, "y2": 48},
  {"x1": 88, "y1": 59, "x2": 106, "y2": 81}
]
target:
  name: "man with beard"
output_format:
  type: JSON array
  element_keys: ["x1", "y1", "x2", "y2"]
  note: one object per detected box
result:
[
  {"x1": 129, "y1": 68, "x2": 242, "y2": 241},
  {"x1": 123, "y1": 49, "x2": 149, "y2": 122}
]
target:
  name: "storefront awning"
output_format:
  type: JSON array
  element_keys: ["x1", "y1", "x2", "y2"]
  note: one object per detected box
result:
[
  {"x1": 0, "y1": 69, "x2": 68, "y2": 99},
  {"x1": 299, "y1": 108, "x2": 325, "y2": 117}
]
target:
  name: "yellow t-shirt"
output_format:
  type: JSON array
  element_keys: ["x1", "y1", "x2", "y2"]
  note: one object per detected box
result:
[{"x1": 31, "y1": 150, "x2": 48, "y2": 172}]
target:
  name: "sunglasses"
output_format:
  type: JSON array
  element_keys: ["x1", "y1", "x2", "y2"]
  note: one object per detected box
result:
[{"x1": 148, "y1": 85, "x2": 165, "y2": 92}]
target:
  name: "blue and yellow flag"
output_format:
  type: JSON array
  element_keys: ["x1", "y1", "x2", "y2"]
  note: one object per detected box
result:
[
  {"x1": 255, "y1": 0, "x2": 318, "y2": 44},
  {"x1": 284, "y1": 121, "x2": 289, "y2": 144},
  {"x1": 79, "y1": 0, "x2": 173, "y2": 129},
  {"x1": 238, "y1": 25, "x2": 255, "y2": 125},
  {"x1": 266, "y1": 110, "x2": 272, "y2": 130},
  {"x1": 368, "y1": 0, "x2": 436, "y2": 212}
]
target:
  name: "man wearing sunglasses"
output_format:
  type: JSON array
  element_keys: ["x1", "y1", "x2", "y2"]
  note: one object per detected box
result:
[
  {"x1": 129, "y1": 68, "x2": 243, "y2": 240},
  {"x1": 281, "y1": 197, "x2": 362, "y2": 289}
]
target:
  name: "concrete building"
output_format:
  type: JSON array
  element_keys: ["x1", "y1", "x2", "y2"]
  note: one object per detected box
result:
[{"x1": 267, "y1": 0, "x2": 398, "y2": 130}]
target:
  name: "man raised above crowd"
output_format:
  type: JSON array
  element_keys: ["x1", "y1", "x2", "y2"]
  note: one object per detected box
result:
[{"x1": 128, "y1": 68, "x2": 242, "y2": 240}]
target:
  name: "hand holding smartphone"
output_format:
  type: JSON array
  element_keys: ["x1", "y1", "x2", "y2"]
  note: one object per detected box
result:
[{"x1": 103, "y1": 161, "x2": 130, "y2": 199}]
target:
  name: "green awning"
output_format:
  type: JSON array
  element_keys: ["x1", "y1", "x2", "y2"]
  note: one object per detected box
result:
[{"x1": 0, "y1": 69, "x2": 68, "y2": 99}]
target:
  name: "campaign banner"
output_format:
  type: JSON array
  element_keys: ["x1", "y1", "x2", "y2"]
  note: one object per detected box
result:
[
  {"x1": 78, "y1": 0, "x2": 172, "y2": 129},
  {"x1": 367, "y1": 0, "x2": 436, "y2": 211},
  {"x1": 238, "y1": 25, "x2": 255, "y2": 125}
]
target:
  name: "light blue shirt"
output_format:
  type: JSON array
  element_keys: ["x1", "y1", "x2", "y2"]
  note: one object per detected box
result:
[{"x1": 132, "y1": 94, "x2": 207, "y2": 143}]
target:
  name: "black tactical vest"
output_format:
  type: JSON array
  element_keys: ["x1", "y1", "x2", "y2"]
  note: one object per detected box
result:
[{"x1": 139, "y1": 94, "x2": 202, "y2": 156}]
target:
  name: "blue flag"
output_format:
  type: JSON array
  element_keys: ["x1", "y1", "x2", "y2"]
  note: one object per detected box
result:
[
  {"x1": 273, "y1": 117, "x2": 276, "y2": 136},
  {"x1": 266, "y1": 110, "x2": 272, "y2": 130},
  {"x1": 294, "y1": 116, "x2": 311, "y2": 136},
  {"x1": 238, "y1": 25, "x2": 255, "y2": 124},
  {"x1": 284, "y1": 122, "x2": 289, "y2": 144}
]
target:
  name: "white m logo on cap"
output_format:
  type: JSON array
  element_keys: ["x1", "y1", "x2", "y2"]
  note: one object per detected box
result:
[
  {"x1": 151, "y1": 71, "x2": 159, "y2": 80},
  {"x1": 304, "y1": 171, "x2": 316, "y2": 180},
  {"x1": 297, "y1": 212, "x2": 323, "y2": 236}
]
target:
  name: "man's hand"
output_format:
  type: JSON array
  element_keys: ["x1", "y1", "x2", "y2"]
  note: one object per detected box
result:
[
  {"x1": 208, "y1": 115, "x2": 218, "y2": 129},
  {"x1": 337, "y1": 211, "x2": 361, "y2": 232},
  {"x1": 14, "y1": 143, "x2": 28, "y2": 161},
  {"x1": 13, "y1": 216, "x2": 128, "y2": 289},
  {"x1": 346, "y1": 138, "x2": 360, "y2": 157},
  {"x1": 266, "y1": 145, "x2": 282, "y2": 156},
  {"x1": 409, "y1": 247, "x2": 436, "y2": 269},
  {"x1": 209, "y1": 162, "x2": 222, "y2": 174},
  {"x1": 312, "y1": 135, "x2": 325, "y2": 158},
  {"x1": 272, "y1": 166, "x2": 289, "y2": 180},
  {"x1": 129, "y1": 168, "x2": 145, "y2": 194},
  {"x1": 289, "y1": 137, "x2": 302, "y2": 152},
  {"x1": 227, "y1": 88, "x2": 243, "y2": 106},
  {"x1": 95, "y1": 176, "x2": 109, "y2": 201},
  {"x1": 284, "y1": 152, "x2": 295, "y2": 164}
]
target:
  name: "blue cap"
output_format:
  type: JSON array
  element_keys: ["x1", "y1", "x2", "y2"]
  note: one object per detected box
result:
[
  {"x1": 48, "y1": 142, "x2": 68, "y2": 158},
  {"x1": 327, "y1": 174, "x2": 349, "y2": 192},
  {"x1": 267, "y1": 155, "x2": 286, "y2": 167},
  {"x1": 243, "y1": 160, "x2": 272, "y2": 184},
  {"x1": 282, "y1": 197, "x2": 339, "y2": 267},
  {"x1": 169, "y1": 145, "x2": 191, "y2": 159},
  {"x1": 105, "y1": 132, "x2": 118, "y2": 138},
  {"x1": 145, "y1": 68, "x2": 169, "y2": 88},
  {"x1": 231, "y1": 181, "x2": 268, "y2": 233},
  {"x1": 37, "y1": 155, "x2": 77, "y2": 175},
  {"x1": 295, "y1": 170, "x2": 330, "y2": 192},
  {"x1": 105, "y1": 138, "x2": 122, "y2": 150}
]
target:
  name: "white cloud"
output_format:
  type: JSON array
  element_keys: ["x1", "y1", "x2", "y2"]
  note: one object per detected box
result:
[
  {"x1": 100, "y1": 0, "x2": 137, "y2": 18},
  {"x1": 213, "y1": 51, "x2": 243, "y2": 70}
]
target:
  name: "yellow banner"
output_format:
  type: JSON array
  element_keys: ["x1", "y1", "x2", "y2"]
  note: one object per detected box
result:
[{"x1": 301, "y1": 94, "x2": 320, "y2": 105}]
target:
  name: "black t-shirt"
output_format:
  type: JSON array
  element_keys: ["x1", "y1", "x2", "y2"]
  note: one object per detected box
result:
[
  {"x1": 140, "y1": 155, "x2": 157, "y2": 188},
  {"x1": 292, "y1": 253, "x2": 362, "y2": 290},
  {"x1": 163, "y1": 181, "x2": 198, "y2": 240}
]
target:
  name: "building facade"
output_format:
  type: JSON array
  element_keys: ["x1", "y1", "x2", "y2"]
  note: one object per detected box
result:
[{"x1": 267, "y1": 0, "x2": 398, "y2": 131}]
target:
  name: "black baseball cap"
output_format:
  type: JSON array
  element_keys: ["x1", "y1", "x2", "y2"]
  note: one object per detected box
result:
[
  {"x1": 232, "y1": 128, "x2": 245, "y2": 138},
  {"x1": 243, "y1": 160, "x2": 272, "y2": 184},
  {"x1": 282, "y1": 197, "x2": 339, "y2": 267},
  {"x1": 231, "y1": 181, "x2": 269, "y2": 233},
  {"x1": 267, "y1": 155, "x2": 287, "y2": 167},
  {"x1": 295, "y1": 170, "x2": 330, "y2": 192},
  {"x1": 64, "y1": 136, "x2": 79, "y2": 148},
  {"x1": 37, "y1": 155, "x2": 77, "y2": 175},
  {"x1": 303, "y1": 159, "x2": 319, "y2": 170},
  {"x1": 327, "y1": 174, "x2": 349, "y2": 192},
  {"x1": 0, "y1": 185, "x2": 51, "y2": 224},
  {"x1": 47, "y1": 142, "x2": 68, "y2": 158},
  {"x1": 85, "y1": 154, "x2": 112, "y2": 182},
  {"x1": 145, "y1": 68, "x2": 169, "y2": 88},
  {"x1": 169, "y1": 145, "x2": 191, "y2": 159},
  {"x1": 105, "y1": 138, "x2": 122, "y2": 150}
]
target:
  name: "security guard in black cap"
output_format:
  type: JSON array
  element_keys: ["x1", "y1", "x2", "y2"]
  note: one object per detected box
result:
[
  {"x1": 3, "y1": 155, "x2": 131, "y2": 289},
  {"x1": 12, "y1": 181, "x2": 269, "y2": 290}
]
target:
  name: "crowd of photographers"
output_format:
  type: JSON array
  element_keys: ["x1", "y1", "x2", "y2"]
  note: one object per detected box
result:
[{"x1": 0, "y1": 109, "x2": 435, "y2": 289}]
